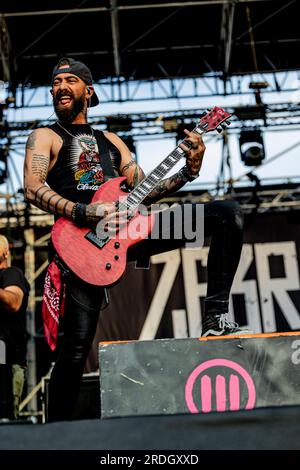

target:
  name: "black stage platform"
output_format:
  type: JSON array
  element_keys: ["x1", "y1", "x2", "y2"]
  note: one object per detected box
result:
[{"x1": 0, "y1": 405, "x2": 300, "y2": 451}]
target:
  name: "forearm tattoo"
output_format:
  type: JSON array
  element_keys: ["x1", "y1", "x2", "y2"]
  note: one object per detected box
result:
[
  {"x1": 32, "y1": 185, "x2": 73, "y2": 218},
  {"x1": 144, "y1": 172, "x2": 186, "y2": 205}
]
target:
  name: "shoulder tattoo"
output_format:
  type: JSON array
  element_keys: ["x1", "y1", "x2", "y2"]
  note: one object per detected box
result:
[{"x1": 26, "y1": 131, "x2": 37, "y2": 150}]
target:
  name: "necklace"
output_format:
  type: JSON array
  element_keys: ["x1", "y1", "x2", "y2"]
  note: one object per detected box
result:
[{"x1": 56, "y1": 121, "x2": 95, "y2": 140}]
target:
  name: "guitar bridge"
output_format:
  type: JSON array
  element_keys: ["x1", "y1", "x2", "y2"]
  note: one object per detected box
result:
[{"x1": 85, "y1": 230, "x2": 110, "y2": 249}]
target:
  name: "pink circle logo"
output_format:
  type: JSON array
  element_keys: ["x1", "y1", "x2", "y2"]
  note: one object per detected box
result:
[{"x1": 185, "y1": 359, "x2": 256, "y2": 413}]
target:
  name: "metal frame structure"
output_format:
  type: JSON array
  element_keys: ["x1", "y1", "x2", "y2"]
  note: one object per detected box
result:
[
  {"x1": 1, "y1": 1, "x2": 298, "y2": 77},
  {"x1": 8, "y1": 70, "x2": 300, "y2": 108}
]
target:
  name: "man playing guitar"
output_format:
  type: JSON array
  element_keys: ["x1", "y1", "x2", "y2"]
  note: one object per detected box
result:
[{"x1": 24, "y1": 57, "x2": 245, "y2": 421}]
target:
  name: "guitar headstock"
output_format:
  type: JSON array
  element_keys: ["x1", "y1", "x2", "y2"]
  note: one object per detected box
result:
[{"x1": 196, "y1": 106, "x2": 232, "y2": 134}]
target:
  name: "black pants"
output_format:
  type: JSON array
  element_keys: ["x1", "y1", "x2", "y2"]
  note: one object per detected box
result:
[
  {"x1": 0, "y1": 364, "x2": 14, "y2": 420},
  {"x1": 48, "y1": 200, "x2": 243, "y2": 421}
]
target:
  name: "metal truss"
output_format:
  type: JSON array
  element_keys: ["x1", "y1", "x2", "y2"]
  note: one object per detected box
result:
[
  {"x1": 1, "y1": 0, "x2": 290, "y2": 82},
  {"x1": 11, "y1": 69, "x2": 300, "y2": 108},
  {"x1": 0, "y1": 16, "x2": 11, "y2": 83},
  {"x1": 2, "y1": 99, "x2": 300, "y2": 209},
  {"x1": 1, "y1": 180, "x2": 300, "y2": 229},
  {"x1": 140, "y1": 181, "x2": 300, "y2": 214},
  {"x1": 4, "y1": 102, "x2": 300, "y2": 146}
]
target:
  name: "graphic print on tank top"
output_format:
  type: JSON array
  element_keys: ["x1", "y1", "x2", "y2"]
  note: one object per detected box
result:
[{"x1": 70, "y1": 134, "x2": 104, "y2": 191}]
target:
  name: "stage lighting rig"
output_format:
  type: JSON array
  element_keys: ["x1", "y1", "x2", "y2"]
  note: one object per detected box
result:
[{"x1": 239, "y1": 129, "x2": 265, "y2": 166}]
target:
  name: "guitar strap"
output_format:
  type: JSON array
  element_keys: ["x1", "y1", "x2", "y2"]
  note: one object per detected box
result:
[{"x1": 94, "y1": 130, "x2": 116, "y2": 181}]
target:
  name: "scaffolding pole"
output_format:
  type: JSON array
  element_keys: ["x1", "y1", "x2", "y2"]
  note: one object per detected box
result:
[{"x1": 24, "y1": 228, "x2": 37, "y2": 411}]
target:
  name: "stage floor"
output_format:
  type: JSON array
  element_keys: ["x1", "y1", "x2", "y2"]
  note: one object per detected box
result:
[{"x1": 0, "y1": 405, "x2": 300, "y2": 451}]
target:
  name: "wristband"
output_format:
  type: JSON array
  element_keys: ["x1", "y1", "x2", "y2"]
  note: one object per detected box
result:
[{"x1": 71, "y1": 202, "x2": 87, "y2": 226}]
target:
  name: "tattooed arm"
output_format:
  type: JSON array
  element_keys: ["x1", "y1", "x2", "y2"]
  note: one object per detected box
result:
[
  {"x1": 24, "y1": 129, "x2": 123, "y2": 225},
  {"x1": 120, "y1": 156, "x2": 188, "y2": 204},
  {"x1": 104, "y1": 131, "x2": 183, "y2": 198},
  {"x1": 144, "y1": 130, "x2": 207, "y2": 203},
  {"x1": 24, "y1": 128, "x2": 75, "y2": 219},
  {"x1": 103, "y1": 130, "x2": 206, "y2": 205},
  {"x1": 143, "y1": 172, "x2": 187, "y2": 205}
]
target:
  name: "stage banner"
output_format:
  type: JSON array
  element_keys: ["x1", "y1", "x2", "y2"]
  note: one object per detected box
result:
[{"x1": 87, "y1": 210, "x2": 300, "y2": 369}]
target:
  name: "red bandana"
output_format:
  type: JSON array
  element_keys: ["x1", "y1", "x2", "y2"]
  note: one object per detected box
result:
[{"x1": 42, "y1": 258, "x2": 66, "y2": 351}]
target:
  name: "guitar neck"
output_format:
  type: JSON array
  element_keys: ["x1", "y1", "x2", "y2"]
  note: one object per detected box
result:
[{"x1": 122, "y1": 127, "x2": 205, "y2": 211}]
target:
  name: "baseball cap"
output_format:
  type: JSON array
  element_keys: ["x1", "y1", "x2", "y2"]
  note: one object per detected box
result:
[{"x1": 52, "y1": 57, "x2": 100, "y2": 107}]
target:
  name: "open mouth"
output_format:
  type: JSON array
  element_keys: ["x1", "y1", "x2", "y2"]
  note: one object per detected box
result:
[{"x1": 59, "y1": 95, "x2": 73, "y2": 106}]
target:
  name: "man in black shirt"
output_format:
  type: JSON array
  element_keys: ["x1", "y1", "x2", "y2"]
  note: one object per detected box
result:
[
  {"x1": 0, "y1": 235, "x2": 30, "y2": 419},
  {"x1": 24, "y1": 57, "x2": 245, "y2": 421}
]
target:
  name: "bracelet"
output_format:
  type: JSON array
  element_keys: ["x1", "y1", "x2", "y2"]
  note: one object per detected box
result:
[
  {"x1": 71, "y1": 202, "x2": 87, "y2": 226},
  {"x1": 179, "y1": 165, "x2": 199, "y2": 182}
]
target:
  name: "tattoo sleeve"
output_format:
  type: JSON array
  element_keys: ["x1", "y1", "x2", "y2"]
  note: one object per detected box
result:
[
  {"x1": 29, "y1": 184, "x2": 74, "y2": 219},
  {"x1": 133, "y1": 165, "x2": 140, "y2": 188},
  {"x1": 143, "y1": 171, "x2": 187, "y2": 205},
  {"x1": 121, "y1": 160, "x2": 145, "y2": 188}
]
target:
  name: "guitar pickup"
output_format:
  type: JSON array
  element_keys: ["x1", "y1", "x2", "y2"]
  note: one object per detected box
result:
[{"x1": 85, "y1": 230, "x2": 110, "y2": 249}]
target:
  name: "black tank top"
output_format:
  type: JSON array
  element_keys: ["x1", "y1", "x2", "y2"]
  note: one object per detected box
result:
[{"x1": 46, "y1": 123, "x2": 121, "y2": 204}]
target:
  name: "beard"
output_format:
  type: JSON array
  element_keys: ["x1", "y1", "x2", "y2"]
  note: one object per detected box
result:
[{"x1": 53, "y1": 91, "x2": 86, "y2": 123}]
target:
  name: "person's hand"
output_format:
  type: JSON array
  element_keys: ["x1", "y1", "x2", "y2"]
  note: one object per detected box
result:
[
  {"x1": 86, "y1": 201, "x2": 117, "y2": 224},
  {"x1": 86, "y1": 201, "x2": 131, "y2": 235},
  {"x1": 179, "y1": 130, "x2": 206, "y2": 176}
]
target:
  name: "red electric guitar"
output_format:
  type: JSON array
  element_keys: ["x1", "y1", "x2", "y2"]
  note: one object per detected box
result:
[{"x1": 51, "y1": 106, "x2": 231, "y2": 286}]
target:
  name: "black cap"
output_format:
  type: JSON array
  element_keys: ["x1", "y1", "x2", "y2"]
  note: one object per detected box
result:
[{"x1": 52, "y1": 57, "x2": 99, "y2": 107}]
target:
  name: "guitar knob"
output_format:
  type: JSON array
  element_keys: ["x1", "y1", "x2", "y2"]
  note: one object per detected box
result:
[
  {"x1": 114, "y1": 255, "x2": 119, "y2": 261},
  {"x1": 114, "y1": 242, "x2": 120, "y2": 248},
  {"x1": 106, "y1": 263, "x2": 112, "y2": 270}
]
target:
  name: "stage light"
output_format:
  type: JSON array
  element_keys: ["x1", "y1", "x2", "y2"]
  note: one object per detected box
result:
[
  {"x1": 234, "y1": 105, "x2": 266, "y2": 121},
  {"x1": 163, "y1": 118, "x2": 179, "y2": 133},
  {"x1": 106, "y1": 115, "x2": 132, "y2": 133},
  {"x1": 239, "y1": 129, "x2": 265, "y2": 166},
  {"x1": 249, "y1": 81, "x2": 269, "y2": 91}
]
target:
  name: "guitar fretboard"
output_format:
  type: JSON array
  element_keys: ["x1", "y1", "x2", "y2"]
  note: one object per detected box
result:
[{"x1": 119, "y1": 127, "x2": 204, "y2": 212}]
